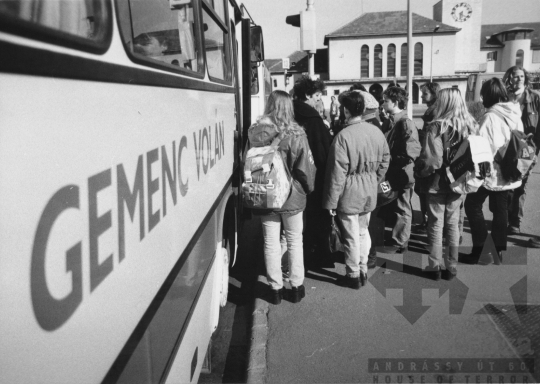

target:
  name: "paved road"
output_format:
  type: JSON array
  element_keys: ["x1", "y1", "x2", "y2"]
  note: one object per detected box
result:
[{"x1": 252, "y1": 165, "x2": 540, "y2": 384}]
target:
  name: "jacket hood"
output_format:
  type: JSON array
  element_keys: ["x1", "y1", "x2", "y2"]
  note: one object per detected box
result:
[
  {"x1": 293, "y1": 100, "x2": 321, "y2": 119},
  {"x1": 489, "y1": 102, "x2": 522, "y2": 130}
]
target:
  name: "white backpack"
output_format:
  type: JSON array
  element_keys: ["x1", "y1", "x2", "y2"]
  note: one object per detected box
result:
[
  {"x1": 242, "y1": 119, "x2": 292, "y2": 209},
  {"x1": 445, "y1": 135, "x2": 493, "y2": 194}
]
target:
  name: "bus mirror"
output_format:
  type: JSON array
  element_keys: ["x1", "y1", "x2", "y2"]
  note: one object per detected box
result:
[{"x1": 250, "y1": 26, "x2": 264, "y2": 63}]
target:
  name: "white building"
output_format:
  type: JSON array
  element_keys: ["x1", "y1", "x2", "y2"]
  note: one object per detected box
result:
[{"x1": 268, "y1": 0, "x2": 540, "y2": 107}]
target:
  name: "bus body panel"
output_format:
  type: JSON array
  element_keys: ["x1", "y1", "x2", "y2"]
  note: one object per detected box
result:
[
  {"x1": 0, "y1": 0, "x2": 263, "y2": 381},
  {"x1": 0, "y1": 73, "x2": 234, "y2": 383}
]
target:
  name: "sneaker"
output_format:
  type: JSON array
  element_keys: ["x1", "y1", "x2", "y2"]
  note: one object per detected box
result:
[
  {"x1": 396, "y1": 246, "x2": 408, "y2": 254},
  {"x1": 425, "y1": 268, "x2": 441, "y2": 281},
  {"x1": 529, "y1": 237, "x2": 540, "y2": 249},
  {"x1": 442, "y1": 269, "x2": 456, "y2": 281},
  {"x1": 289, "y1": 285, "x2": 306, "y2": 303},
  {"x1": 508, "y1": 226, "x2": 521, "y2": 235},
  {"x1": 386, "y1": 245, "x2": 408, "y2": 254},
  {"x1": 336, "y1": 275, "x2": 361, "y2": 290},
  {"x1": 459, "y1": 252, "x2": 480, "y2": 265},
  {"x1": 268, "y1": 288, "x2": 283, "y2": 305},
  {"x1": 367, "y1": 255, "x2": 377, "y2": 269}
]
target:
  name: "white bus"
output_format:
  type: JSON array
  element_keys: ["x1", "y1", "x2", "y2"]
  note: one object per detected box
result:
[{"x1": 0, "y1": 0, "x2": 265, "y2": 383}]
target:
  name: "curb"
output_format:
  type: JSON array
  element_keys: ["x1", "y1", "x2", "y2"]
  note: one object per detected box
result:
[{"x1": 246, "y1": 274, "x2": 270, "y2": 384}]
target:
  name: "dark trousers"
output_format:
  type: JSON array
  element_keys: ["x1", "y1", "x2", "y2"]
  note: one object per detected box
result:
[
  {"x1": 508, "y1": 176, "x2": 527, "y2": 228},
  {"x1": 464, "y1": 187, "x2": 509, "y2": 255}
]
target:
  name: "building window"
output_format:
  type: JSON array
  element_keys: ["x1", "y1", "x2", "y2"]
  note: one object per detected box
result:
[
  {"x1": 516, "y1": 49, "x2": 524, "y2": 67},
  {"x1": 374, "y1": 44, "x2": 382, "y2": 77},
  {"x1": 533, "y1": 50, "x2": 540, "y2": 63},
  {"x1": 400, "y1": 43, "x2": 407, "y2": 76},
  {"x1": 487, "y1": 51, "x2": 498, "y2": 61},
  {"x1": 322, "y1": 90, "x2": 328, "y2": 96},
  {"x1": 361, "y1": 45, "x2": 369, "y2": 78},
  {"x1": 414, "y1": 42, "x2": 423, "y2": 76},
  {"x1": 334, "y1": 89, "x2": 340, "y2": 95},
  {"x1": 507, "y1": 32, "x2": 516, "y2": 41},
  {"x1": 273, "y1": 79, "x2": 277, "y2": 87},
  {"x1": 387, "y1": 44, "x2": 396, "y2": 77}
]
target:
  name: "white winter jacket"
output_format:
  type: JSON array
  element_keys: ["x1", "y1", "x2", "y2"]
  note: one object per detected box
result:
[{"x1": 479, "y1": 102, "x2": 524, "y2": 191}]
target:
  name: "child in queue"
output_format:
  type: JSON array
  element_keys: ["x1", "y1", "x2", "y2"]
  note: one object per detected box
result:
[
  {"x1": 415, "y1": 88, "x2": 478, "y2": 280},
  {"x1": 252, "y1": 90, "x2": 316, "y2": 305}
]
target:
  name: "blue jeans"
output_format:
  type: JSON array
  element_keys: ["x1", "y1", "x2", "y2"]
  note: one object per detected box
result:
[
  {"x1": 338, "y1": 212, "x2": 371, "y2": 277},
  {"x1": 427, "y1": 193, "x2": 464, "y2": 273},
  {"x1": 261, "y1": 212, "x2": 304, "y2": 289},
  {"x1": 391, "y1": 187, "x2": 414, "y2": 247},
  {"x1": 508, "y1": 175, "x2": 527, "y2": 228}
]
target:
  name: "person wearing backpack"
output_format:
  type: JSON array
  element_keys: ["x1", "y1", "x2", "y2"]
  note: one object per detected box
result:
[
  {"x1": 250, "y1": 90, "x2": 316, "y2": 305},
  {"x1": 414, "y1": 82, "x2": 441, "y2": 235},
  {"x1": 462, "y1": 78, "x2": 524, "y2": 264},
  {"x1": 380, "y1": 87, "x2": 421, "y2": 253},
  {"x1": 414, "y1": 88, "x2": 479, "y2": 280},
  {"x1": 323, "y1": 91, "x2": 390, "y2": 289},
  {"x1": 503, "y1": 66, "x2": 540, "y2": 247}
]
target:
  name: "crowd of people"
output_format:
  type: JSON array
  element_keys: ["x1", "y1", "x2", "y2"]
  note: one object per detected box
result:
[{"x1": 247, "y1": 65, "x2": 539, "y2": 305}]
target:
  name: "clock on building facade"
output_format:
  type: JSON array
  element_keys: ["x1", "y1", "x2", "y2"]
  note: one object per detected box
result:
[{"x1": 451, "y1": 2, "x2": 472, "y2": 22}]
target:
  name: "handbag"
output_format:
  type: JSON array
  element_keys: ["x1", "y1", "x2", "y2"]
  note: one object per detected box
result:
[{"x1": 326, "y1": 216, "x2": 345, "y2": 253}]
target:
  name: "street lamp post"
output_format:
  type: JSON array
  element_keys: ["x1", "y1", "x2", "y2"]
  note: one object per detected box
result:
[{"x1": 430, "y1": 25, "x2": 440, "y2": 82}]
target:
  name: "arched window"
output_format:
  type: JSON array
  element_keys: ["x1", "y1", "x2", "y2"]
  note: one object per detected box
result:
[
  {"x1": 414, "y1": 42, "x2": 423, "y2": 76},
  {"x1": 374, "y1": 44, "x2": 383, "y2": 77},
  {"x1": 400, "y1": 43, "x2": 407, "y2": 76},
  {"x1": 516, "y1": 49, "x2": 524, "y2": 67},
  {"x1": 361, "y1": 45, "x2": 369, "y2": 78},
  {"x1": 387, "y1": 44, "x2": 396, "y2": 77}
]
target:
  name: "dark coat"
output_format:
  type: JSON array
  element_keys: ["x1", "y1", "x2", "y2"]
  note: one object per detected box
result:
[
  {"x1": 520, "y1": 88, "x2": 540, "y2": 152},
  {"x1": 323, "y1": 117, "x2": 390, "y2": 214},
  {"x1": 383, "y1": 110, "x2": 421, "y2": 190},
  {"x1": 293, "y1": 100, "x2": 332, "y2": 190}
]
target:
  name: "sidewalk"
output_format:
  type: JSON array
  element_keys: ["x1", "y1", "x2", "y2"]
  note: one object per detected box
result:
[{"x1": 247, "y1": 167, "x2": 540, "y2": 384}]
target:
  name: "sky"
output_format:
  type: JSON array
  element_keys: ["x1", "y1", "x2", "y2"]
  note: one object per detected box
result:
[{"x1": 240, "y1": 0, "x2": 540, "y2": 59}]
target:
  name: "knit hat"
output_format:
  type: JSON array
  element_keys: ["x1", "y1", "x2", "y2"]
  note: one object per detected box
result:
[{"x1": 357, "y1": 91, "x2": 380, "y2": 110}]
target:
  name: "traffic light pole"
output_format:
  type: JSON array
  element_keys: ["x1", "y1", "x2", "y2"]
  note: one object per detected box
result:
[
  {"x1": 307, "y1": 0, "x2": 315, "y2": 78},
  {"x1": 406, "y1": 0, "x2": 413, "y2": 119}
]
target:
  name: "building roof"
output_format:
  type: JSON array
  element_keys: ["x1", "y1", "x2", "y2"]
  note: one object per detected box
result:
[
  {"x1": 264, "y1": 49, "x2": 328, "y2": 74},
  {"x1": 324, "y1": 11, "x2": 460, "y2": 44},
  {"x1": 481, "y1": 22, "x2": 540, "y2": 49}
]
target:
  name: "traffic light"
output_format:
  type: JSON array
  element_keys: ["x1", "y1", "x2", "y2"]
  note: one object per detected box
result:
[
  {"x1": 285, "y1": 14, "x2": 300, "y2": 28},
  {"x1": 285, "y1": 11, "x2": 316, "y2": 52}
]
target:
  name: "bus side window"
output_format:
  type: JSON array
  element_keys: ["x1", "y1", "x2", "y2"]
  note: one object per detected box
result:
[
  {"x1": 202, "y1": 0, "x2": 232, "y2": 83},
  {"x1": 0, "y1": 0, "x2": 111, "y2": 50},
  {"x1": 118, "y1": 0, "x2": 201, "y2": 73}
]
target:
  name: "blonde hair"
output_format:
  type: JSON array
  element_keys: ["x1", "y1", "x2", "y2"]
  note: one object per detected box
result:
[
  {"x1": 262, "y1": 90, "x2": 305, "y2": 136},
  {"x1": 431, "y1": 88, "x2": 478, "y2": 138}
]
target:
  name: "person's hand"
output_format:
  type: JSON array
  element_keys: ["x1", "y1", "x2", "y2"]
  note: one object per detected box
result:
[{"x1": 328, "y1": 209, "x2": 336, "y2": 216}]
